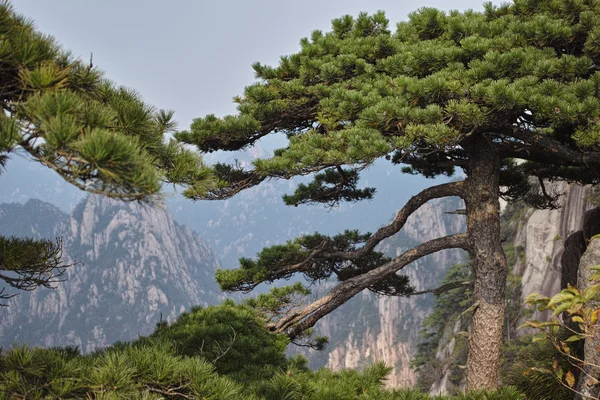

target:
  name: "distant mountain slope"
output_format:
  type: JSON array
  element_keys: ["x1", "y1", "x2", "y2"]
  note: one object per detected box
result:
[
  {"x1": 167, "y1": 160, "x2": 448, "y2": 269},
  {"x1": 0, "y1": 196, "x2": 221, "y2": 352},
  {"x1": 0, "y1": 156, "x2": 84, "y2": 212}
]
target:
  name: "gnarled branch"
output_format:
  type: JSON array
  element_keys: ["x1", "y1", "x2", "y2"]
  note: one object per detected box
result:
[
  {"x1": 271, "y1": 233, "x2": 470, "y2": 339},
  {"x1": 220, "y1": 180, "x2": 466, "y2": 292}
]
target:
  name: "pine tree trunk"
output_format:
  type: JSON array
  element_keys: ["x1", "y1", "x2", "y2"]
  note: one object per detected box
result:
[{"x1": 464, "y1": 136, "x2": 507, "y2": 390}]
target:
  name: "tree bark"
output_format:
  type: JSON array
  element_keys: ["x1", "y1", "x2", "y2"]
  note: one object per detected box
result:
[{"x1": 464, "y1": 136, "x2": 507, "y2": 390}]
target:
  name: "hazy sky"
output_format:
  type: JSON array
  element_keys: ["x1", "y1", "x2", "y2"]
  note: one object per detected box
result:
[{"x1": 12, "y1": 0, "x2": 488, "y2": 131}]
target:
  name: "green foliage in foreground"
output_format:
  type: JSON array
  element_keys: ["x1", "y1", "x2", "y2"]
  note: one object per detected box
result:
[
  {"x1": 146, "y1": 299, "x2": 290, "y2": 382},
  {"x1": 502, "y1": 335, "x2": 574, "y2": 400},
  {"x1": 0, "y1": 341, "x2": 241, "y2": 400},
  {"x1": 0, "y1": 299, "x2": 527, "y2": 399},
  {"x1": 0, "y1": 342, "x2": 525, "y2": 400}
]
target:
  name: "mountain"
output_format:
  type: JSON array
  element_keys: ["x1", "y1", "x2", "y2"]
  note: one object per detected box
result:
[
  {"x1": 168, "y1": 159, "x2": 449, "y2": 270},
  {"x1": 0, "y1": 155, "x2": 85, "y2": 212},
  {"x1": 0, "y1": 196, "x2": 221, "y2": 352}
]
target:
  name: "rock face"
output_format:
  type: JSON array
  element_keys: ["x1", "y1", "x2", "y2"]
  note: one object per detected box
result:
[
  {"x1": 293, "y1": 196, "x2": 466, "y2": 388},
  {"x1": 0, "y1": 196, "x2": 221, "y2": 352},
  {"x1": 520, "y1": 183, "x2": 590, "y2": 304}
]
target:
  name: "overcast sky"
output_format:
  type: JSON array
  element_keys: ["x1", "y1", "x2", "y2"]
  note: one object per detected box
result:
[{"x1": 12, "y1": 0, "x2": 488, "y2": 131}]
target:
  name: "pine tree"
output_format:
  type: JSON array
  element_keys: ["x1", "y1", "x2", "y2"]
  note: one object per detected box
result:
[
  {"x1": 146, "y1": 299, "x2": 290, "y2": 382},
  {"x1": 177, "y1": 0, "x2": 600, "y2": 389},
  {"x1": 0, "y1": 1, "x2": 214, "y2": 303}
]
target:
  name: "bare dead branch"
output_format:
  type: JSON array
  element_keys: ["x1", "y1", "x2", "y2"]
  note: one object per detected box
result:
[
  {"x1": 212, "y1": 327, "x2": 237, "y2": 364},
  {"x1": 146, "y1": 385, "x2": 194, "y2": 399}
]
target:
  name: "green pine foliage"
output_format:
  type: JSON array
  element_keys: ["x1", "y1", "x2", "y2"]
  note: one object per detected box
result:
[
  {"x1": 282, "y1": 167, "x2": 376, "y2": 208},
  {"x1": 0, "y1": 0, "x2": 215, "y2": 201},
  {"x1": 146, "y1": 299, "x2": 289, "y2": 382},
  {"x1": 0, "y1": 341, "x2": 242, "y2": 400},
  {"x1": 0, "y1": 298, "x2": 526, "y2": 399},
  {"x1": 0, "y1": 0, "x2": 217, "y2": 302},
  {"x1": 215, "y1": 230, "x2": 413, "y2": 297}
]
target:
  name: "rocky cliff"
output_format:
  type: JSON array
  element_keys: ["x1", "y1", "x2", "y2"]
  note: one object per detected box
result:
[
  {"x1": 0, "y1": 196, "x2": 221, "y2": 352},
  {"x1": 520, "y1": 183, "x2": 591, "y2": 305}
]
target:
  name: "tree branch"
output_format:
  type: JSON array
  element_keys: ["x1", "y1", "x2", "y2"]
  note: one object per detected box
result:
[
  {"x1": 323, "y1": 180, "x2": 465, "y2": 260},
  {"x1": 410, "y1": 280, "x2": 472, "y2": 296},
  {"x1": 0, "y1": 236, "x2": 78, "y2": 306},
  {"x1": 222, "y1": 180, "x2": 466, "y2": 292},
  {"x1": 496, "y1": 129, "x2": 600, "y2": 166},
  {"x1": 271, "y1": 233, "x2": 470, "y2": 338}
]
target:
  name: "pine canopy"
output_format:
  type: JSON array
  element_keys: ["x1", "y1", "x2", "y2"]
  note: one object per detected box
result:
[
  {"x1": 179, "y1": 0, "x2": 600, "y2": 200},
  {"x1": 0, "y1": 1, "x2": 213, "y2": 201}
]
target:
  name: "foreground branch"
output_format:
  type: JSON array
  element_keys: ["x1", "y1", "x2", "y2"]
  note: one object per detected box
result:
[
  {"x1": 0, "y1": 236, "x2": 77, "y2": 305},
  {"x1": 271, "y1": 233, "x2": 470, "y2": 338}
]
